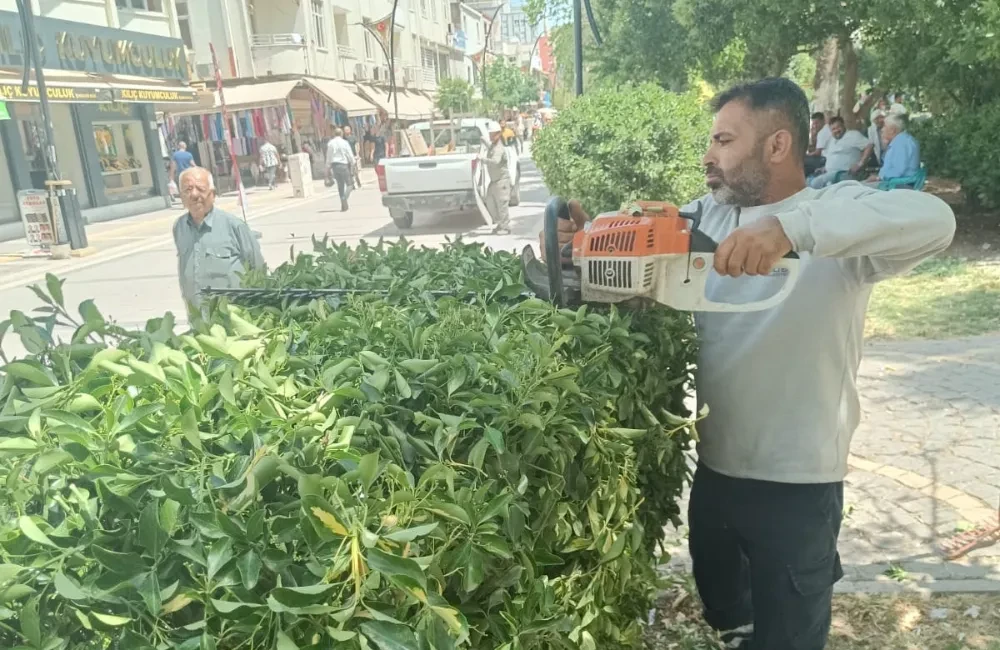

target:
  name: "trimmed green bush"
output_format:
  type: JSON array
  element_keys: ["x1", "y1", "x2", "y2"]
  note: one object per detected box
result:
[
  {"x1": 912, "y1": 105, "x2": 1000, "y2": 209},
  {"x1": 0, "y1": 242, "x2": 697, "y2": 650},
  {"x1": 532, "y1": 84, "x2": 712, "y2": 217}
]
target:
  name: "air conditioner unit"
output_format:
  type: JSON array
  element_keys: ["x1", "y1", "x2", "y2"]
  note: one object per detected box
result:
[
  {"x1": 403, "y1": 67, "x2": 415, "y2": 85},
  {"x1": 354, "y1": 63, "x2": 369, "y2": 80},
  {"x1": 373, "y1": 65, "x2": 391, "y2": 81}
]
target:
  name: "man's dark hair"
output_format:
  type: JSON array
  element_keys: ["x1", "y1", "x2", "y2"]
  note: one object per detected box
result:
[
  {"x1": 811, "y1": 112, "x2": 826, "y2": 121},
  {"x1": 712, "y1": 77, "x2": 811, "y2": 160},
  {"x1": 828, "y1": 116, "x2": 845, "y2": 127}
]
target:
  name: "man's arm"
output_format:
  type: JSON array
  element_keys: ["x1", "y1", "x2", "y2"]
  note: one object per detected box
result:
[
  {"x1": 234, "y1": 223, "x2": 266, "y2": 272},
  {"x1": 777, "y1": 184, "x2": 955, "y2": 282}
]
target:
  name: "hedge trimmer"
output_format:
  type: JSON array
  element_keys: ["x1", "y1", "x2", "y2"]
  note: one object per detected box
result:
[
  {"x1": 521, "y1": 197, "x2": 801, "y2": 310},
  {"x1": 204, "y1": 198, "x2": 802, "y2": 312}
]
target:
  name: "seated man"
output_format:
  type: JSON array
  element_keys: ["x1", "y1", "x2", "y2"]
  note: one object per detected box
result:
[
  {"x1": 866, "y1": 113, "x2": 921, "y2": 186},
  {"x1": 808, "y1": 116, "x2": 870, "y2": 189},
  {"x1": 805, "y1": 112, "x2": 828, "y2": 176},
  {"x1": 857, "y1": 109, "x2": 886, "y2": 175}
]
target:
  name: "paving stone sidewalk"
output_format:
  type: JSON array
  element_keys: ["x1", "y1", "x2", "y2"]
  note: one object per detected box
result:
[{"x1": 663, "y1": 335, "x2": 1000, "y2": 593}]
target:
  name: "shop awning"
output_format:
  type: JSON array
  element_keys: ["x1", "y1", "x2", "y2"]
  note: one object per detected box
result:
[
  {"x1": 304, "y1": 77, "x2": 376, "y2": 117},
  {"x1": 214, "y1": 79, "x2": 300, "y2": 111},
  {"x1": 355, "y1": 84, "x2": 431, "y2": 121},
  {"x1": 0, "y1": 68, "x2": 200, "y2": 105},
  {"x1": 403, "y1": 90, "x2": 437, "y2": 120}
]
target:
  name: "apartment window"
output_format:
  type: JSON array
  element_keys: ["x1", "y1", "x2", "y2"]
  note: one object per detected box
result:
[
  {"x1": 364, "y1": 30, "x2": 376, "y2": 61},
  {"x1": 176, "y1": 0, "x2": 193, "y2": 50},
  {"x1": 312, "y1": 1, "x2": 328, "y2": 49},
  {"x1": 117, "y1": 0, "x2": 164, "y2": 11},
  {"x1": 334, "y1": 13, "x2": 350, "y2": 48},
  {"x1": 431, "y1": 0, "x2": 437, "y2": 22},
  {"x1": 420, "y1": 0, "x2": 428, "y2": 19}
]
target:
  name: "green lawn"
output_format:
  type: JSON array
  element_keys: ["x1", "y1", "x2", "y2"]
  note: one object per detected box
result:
[{"x1": 866, "y1": 257, "x2": 1000, "y2": 340}]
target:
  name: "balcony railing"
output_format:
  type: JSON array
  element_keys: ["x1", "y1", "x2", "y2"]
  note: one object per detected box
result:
[
  {"x1": 337, "y1": 45, "x2": 357, "y2": 58},
  {"x1": 251, "y1": 33, "x2": 305, "y2": 48}
]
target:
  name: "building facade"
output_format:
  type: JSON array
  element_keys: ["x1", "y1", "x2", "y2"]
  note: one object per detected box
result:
[{"x1": 0, "y1": 0, "x2": 199, "y2": 243}]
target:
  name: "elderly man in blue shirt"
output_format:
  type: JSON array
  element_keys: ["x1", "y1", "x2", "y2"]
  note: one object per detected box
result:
[{"x1": 866, "y1": 113, "x2": 921, "y2": 186}]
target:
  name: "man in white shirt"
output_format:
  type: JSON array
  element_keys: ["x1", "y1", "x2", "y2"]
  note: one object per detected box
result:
[
  {"x1": 326, "y1": 127, "x2": 356, "y2": 211},
  {"x1": 808, "y1": 116, "x2": 870, "y2": 188},
  {"x1": 545, "y1": 77, "x2": 954, "y2": 649},
  {"x1": 858, "y1": 110, "x2": 886, "y2": 173}
]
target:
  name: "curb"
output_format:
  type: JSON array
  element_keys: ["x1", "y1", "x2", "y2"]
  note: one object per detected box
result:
[
  {"x1": 836, "y1": 578, "x2": 1000, "y2": 594},
  {"x1": 848, "y1": 454, "x2": 997, "y2": 524}
]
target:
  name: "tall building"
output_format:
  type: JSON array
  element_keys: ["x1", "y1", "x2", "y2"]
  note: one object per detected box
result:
[{"x1": 0, "y1": 0, "x2": 202, "y2": 242}]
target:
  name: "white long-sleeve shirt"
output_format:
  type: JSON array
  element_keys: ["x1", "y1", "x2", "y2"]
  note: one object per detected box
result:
[
  {"x1": 687, "y1": 182, "x2": 955, "y2": 483},
  {"x1": 326, "y1": 136, "x2": 355, "y2": 166}
]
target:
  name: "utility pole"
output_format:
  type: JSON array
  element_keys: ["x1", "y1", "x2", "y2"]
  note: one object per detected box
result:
[
  {"x1": 15, "y1": 0, "x2": 88, "y2": 251},
  {"x1": 573, "y1": 0, "x2": 583, "y2": 96}
]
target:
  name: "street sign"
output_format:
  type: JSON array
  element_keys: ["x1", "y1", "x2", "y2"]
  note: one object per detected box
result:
[{"x1": 17, "y1": 189, "x2": 56, "y2": 251}]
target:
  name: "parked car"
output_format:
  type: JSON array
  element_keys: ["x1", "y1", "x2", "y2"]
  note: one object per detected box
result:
[{"x1": 377, "y1": 119, "x2": 521, "y2": 231}]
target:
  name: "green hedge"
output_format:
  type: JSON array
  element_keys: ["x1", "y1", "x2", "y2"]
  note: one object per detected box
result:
[
  {"x1": 532, "y1": 84, "x2": 712, "y2": 217},
  {"x1": 912, "y1": 104, "x2": 1000, "y2": 209},
  {"x1": 0, "y1": 242, "x2": 697, "y2": 650}
]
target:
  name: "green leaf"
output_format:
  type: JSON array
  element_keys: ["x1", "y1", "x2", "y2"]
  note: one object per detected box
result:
[
  {"x1": 139, "y1": 501, "x2": 168, "y2": 557},
  {"x1": 276, "y1": 631, "x2": 299, "y2": 650},
  {"x1": 54, "y1": 571, "x2": 88, "y2": 601},
  {"x1": 360, "y1": 621, "x2": 420, "y2": 650},
  {"x1": 45, "y1": 274, "x2": 65, "y2": 308},
  {"x1": 219, "y1": 370, "x2": 236, "y2": 406},
  {"x1": 393, "y1": 369, "x2": 412, "y2": 399},
  {"x1": 33, "y1": 450, "x2": 73, "y2": 474},
  {"x1": 18, "y1": 516, "x2": 58, "y2": 548},
  {"x1": 211, "y1": 599, "x2": 264, "y2": 614},
  {"x1": 92, "y1": 546, "x2": 149, "y2": 576},
  {"x1": 207, "y1": 539, "x2": 234, "y2": 581},
  {"x1": 92, "y1": 612, "x2": 131, "y2": 627},
  {"x1": 269, "y1": 582, "x2": 338, "y2": 607},
  {"x1": 20, "y1": 596, "x2": 41, "y2": 647},
  {"x1": 420, "y1": 502, "x2": 471, "y2": 526},
  {"x1": 115, "y1": 403, "x2": 164, "y2": 434},
  {"x1": 463, "y1": 548, "x2": 485, "y2": 593},
  {"x1": 3, "y1": 361, "x2": 53, "y2": 386},
  {"x1": 181, "y1": 408, "x2": 202, "y2": 451},
  {"x1": 0, "y1": 438, "x2": 38, "y2": 453},
  {"x1": 136, "y1": 571, "x2": 162, "y2": 616},
  {"x1": 447, "y1": 367, "x2": 467, "y2": 396},
  {"x1": 237, "y1": 550, "x2": 262, "y2": 589},
  {"x1": 383, "y1": 523, "x2": 438, "y2": 543},
  {"x1": 358, "y1": 451, "x2": 380, "y2": 491},
  {"x1": 366, "y1": 548, "x2": 427, "y2": 589}
]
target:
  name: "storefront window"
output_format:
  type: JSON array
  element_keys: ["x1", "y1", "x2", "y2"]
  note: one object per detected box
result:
[{"x1": 94, "y1": 121, "x2": 154, "y2": 199}]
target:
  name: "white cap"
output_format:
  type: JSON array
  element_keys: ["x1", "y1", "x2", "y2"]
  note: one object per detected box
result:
[{"x1": 487, "y1": 121, "x2": 502, "y2": 133}]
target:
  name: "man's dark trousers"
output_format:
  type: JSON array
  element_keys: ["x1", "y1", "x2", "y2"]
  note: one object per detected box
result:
[
  {"x1": 688, "y1": 463, "x2": 844, "y2": 649},
  {"x1": 331, "y1": 163, "x2": 352, "y2": 207}
]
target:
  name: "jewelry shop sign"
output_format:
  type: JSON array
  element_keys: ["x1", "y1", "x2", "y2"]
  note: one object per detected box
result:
[{"x1": 0, "y1": 10, "x2": 188, "y2": 81}]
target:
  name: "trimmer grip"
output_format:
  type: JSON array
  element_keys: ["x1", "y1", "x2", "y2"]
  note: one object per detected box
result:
[{"x1": 544, "y1": 197, "x2": 570, "y2": 307}]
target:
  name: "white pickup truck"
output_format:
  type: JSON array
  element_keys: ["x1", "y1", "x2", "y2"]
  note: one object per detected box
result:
[{"x1": 376, "y1": 119, "x2": 521, "y2": 231}]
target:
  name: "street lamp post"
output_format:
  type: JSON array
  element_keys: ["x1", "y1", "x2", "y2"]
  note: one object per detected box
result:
[{"x1": 14, "y1": 0, "x2": 88, "y2": 251}]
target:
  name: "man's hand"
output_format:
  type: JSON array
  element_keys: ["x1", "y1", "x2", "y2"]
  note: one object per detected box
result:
[
  {"x1": 849, "y1": 162, "x2": 862, "y2": 176},
  {"x1": 865, "y1": 173, "x2": 879, "y2": 182},
  {"x1": 714, "y1": 216, "x2": 794, "y2": 277},
  {"x1": 539, "y1": 199, "x2": 588, "y2": 261}
]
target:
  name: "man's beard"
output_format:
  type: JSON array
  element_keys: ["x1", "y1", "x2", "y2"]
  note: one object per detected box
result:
[{"x1": 707, "y1": 146, "x2": 770, "y2": 207}]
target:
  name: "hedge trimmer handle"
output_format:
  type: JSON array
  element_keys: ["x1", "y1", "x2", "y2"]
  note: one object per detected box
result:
[{"x1": 543, "y1": 196, "x2": 572, "y2": 306}]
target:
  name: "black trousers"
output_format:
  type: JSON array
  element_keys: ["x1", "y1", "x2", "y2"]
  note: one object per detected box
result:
[{"x1": 688, "y1": 463, "x2": 844, "y2": 649}]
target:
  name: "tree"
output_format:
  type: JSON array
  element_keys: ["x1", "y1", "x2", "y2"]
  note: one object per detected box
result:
[
  {"x1": 436, "y1": 78, "x2": 476, "y2": 115},
  {"x1": 484, "y1": 59, "x2": 539, "y2": 109}
]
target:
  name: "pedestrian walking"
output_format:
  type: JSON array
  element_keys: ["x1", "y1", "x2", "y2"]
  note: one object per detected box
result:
[
  {"x1": 326, "y1": 127, "x2": 356, "y2": 211},
  {"x1": 364, "y1": 126, "x2": 386, "y2": 166},
  {"x1": 172, "y1": 167, "x2": 265, "y2": 316},
  {"x1": 343, "y1": 125, "x2": 362, "y2": 189},
  {"x1": 482, "y1": 123, "x2": 512, "y2": 235},
  {"x1": 543, "y1": 77, "x2": 955, "y2": 649},
  {"x1": 258, "y1": 138, "x2": 280, "y2": 190},
  {"x1": 169, "y1": 141, "x2": 194, "y2": 187}
]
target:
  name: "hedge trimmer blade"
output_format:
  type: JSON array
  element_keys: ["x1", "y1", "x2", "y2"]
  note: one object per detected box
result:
[
  {"x1": 940, "y1": 498, "x2": 1000, "y2": 560},
  {"x1": 200, "y1": 287, "x2": 534, "y2": 304}
]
